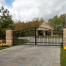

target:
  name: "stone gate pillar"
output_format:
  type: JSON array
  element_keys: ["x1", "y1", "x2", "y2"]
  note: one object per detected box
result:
[
  {"x1": 63, "y1": 27, "x2": 66, "y2": 50},
  {"x1": 6, "y1": 29, "x2": 13, "y2": 46}
]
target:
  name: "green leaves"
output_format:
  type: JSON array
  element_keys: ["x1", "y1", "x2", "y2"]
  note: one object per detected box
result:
[
  {"x1": 13, "y1": 18, "x2": 45, "y2": 31},
  {"x1": 0, "y1": 6, "x2": 13, "y2": 39},
  {"x1": 48, "y1": 14, "x2": 65, "y2": 30}
]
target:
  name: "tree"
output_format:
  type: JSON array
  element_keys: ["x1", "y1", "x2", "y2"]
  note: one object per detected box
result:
[
  {"x1": 39, "y1": 18, "x2": 44, "y2": 23},
  {"x1": 32, "y1": 18, "x2": 39, "y2": 27},
  {"x1": 0, "y1": 6, "x2": 13, "y2": 39},
  {"x1": 59, "y1": 14, "x2": 65, "y2": 27},
  {"x1": 48, "y1": 14, "x2": 65, "y2": 30},
  {"x1": 13, "y1": 20, "x2": 25, "y2": 31}
]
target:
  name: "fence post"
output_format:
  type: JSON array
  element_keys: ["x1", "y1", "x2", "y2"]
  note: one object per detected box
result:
[
  {"x1": 63, "y1": 27, "x2": 66, "y2": 50},
  {"x1": 35, "y1": 27, "x2": 36, "y2": 45},
  {"x1": 6, "y1": 29, "x2": 13, "y2": 46}
]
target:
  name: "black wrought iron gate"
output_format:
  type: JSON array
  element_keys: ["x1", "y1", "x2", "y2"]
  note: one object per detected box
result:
[
  {"x1": 13, "y1": 27, "x2": 63, "y2": 46},
  {"x1": 13, "y1": 27, "x2": 36, "y2": 45}
]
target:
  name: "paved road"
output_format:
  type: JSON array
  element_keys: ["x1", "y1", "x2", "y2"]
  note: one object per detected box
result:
[{"x1": 0, "y1": 45, "x2": 60, "y2": 66}]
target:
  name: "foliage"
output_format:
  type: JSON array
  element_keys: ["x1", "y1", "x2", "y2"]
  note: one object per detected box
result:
[
  {"x1": 13, "y1": 18, "x2": 45, "y2": 31},
  {"x1": 13, "y1": 18, "x2": 45, "y2": 37},
  {"x1": 0, "y1": 6, "x2": 13, "y2": 39},
  {"x1": 48, "y1": 14, "x2": 65, "y2": 30},
  {"x1": 0, "y1": 47, "x2": 9, "y2": 50},
  {"x1": 0, "y1": 43, "x2": 7, "y2": 47}
]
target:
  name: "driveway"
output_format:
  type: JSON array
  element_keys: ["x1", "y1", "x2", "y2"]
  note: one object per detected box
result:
[{"x1": 0, "y1": 45, "x2": 60, "y2": 66}]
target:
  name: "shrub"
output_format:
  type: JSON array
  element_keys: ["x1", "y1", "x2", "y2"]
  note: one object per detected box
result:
[{"x1": 0, "y1": 43, "x2": 7, "y2": 47}]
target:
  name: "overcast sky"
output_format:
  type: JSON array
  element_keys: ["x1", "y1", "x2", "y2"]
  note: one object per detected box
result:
[{"x1": 0, "y1": 0, "x2": 66, "y2": 22}]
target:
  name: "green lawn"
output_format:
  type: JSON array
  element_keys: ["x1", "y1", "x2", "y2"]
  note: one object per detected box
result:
[
  {"x1": 13, "y1": 39, "x2": 30, "y2": 46},
  {"x1": 36, "y1": 35, "x2": 62, "y2": 38},
  {"x1": 44, "y1": 36, "x2": 62, "y2": 38},
  {"x1": 0, "y1": 39, "x2": 29, "y2": 50},
  {"x1": 0, "y1": 46, "x2": 9, "y2": 50},
  {"x1": 60, "y1": 46, "x2": 66, "y2": 66}
]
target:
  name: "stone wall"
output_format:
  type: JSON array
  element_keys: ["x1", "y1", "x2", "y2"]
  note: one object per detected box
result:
[{"x1": 6, "y1": 29, "x2": 13, "y2": 46}]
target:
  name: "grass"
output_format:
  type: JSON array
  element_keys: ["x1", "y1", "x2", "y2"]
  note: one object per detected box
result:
[
  {"x1": 46, "y1": 36, "x2": 62, "y2": 38},
  {"x1": 0, "y1": 46, "x2": 10, "y2": 50},
  {"x1": 37, "y1": 35, "x2": 62, "y2": 38},
  {"x1": 0, "y1": 39, "x2": 29, "y2": 50},
  {"x1": 60, "y1": 46, "x2": 66, "y2": 66},
  {"x1": 13, "y1": 39, "x2": 30, "y2": 46}
]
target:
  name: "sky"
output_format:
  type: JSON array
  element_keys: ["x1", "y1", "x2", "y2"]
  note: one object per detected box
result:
[
  {"x1": 5, "y1": 0, "x2": 13, "y2": 6},
  {"x1": 0, "y1": 0, "x2": 66, "y2": 22}
]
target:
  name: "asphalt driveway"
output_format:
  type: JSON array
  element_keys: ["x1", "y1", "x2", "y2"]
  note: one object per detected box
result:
[{"x1": 0, "y1": 45, "x2": 60, "y2": 66}]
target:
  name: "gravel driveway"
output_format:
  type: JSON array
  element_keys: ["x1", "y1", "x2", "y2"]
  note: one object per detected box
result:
[{"x1": 0, "y1": 45, "x2": 60, "y2": 66}]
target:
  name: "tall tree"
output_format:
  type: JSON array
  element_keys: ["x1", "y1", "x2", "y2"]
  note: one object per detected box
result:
[
  {"x1": 13, "y1": 18, "x2": 45, "y2": 31},
  {"x1": 48, "y1": 14, "x2": 65, "y2": 30},
  {"x1": 39, "y1": 18, "x2": 44, "y2": 23},
  {"x1": 59, "y1": 14, "x2": 65, "y2": 27},
  {"x1": 0, "y1": 6, "x2": 13, "y2": 39}
]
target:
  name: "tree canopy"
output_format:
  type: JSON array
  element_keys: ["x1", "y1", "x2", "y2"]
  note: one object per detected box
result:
[
  {"x1": 0, "y1": 6, "x2": 66, "y2": 38},
  {"x1": 48, "y1": 14, "x2": 65, "y2": 30},
  {"x1": 0, "y1": 6, "x2": 13, "y2": 39},
  {"x1": 13, "y1": 18, "x2": 45, "y2": 31}
]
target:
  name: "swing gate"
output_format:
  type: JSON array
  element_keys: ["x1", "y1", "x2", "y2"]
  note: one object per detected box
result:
[{"x1": 13, "y1": 27, "x2": 63, "y2": 46}]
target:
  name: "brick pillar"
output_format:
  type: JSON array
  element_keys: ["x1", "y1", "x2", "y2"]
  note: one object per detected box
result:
[
  {"x1": 6, "y1": 29, "x2": 13, "y2": 46},
  {"x1": 63, "y1": 28, "x2": 66, "y2": 50}
]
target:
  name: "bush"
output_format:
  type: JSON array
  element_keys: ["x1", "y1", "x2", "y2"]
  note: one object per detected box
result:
[{"x1": 0, "y1": 43, "x2": 7, "y2": 47}]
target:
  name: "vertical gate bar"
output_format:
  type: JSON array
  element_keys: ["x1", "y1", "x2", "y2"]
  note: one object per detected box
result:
[
  {"x1": 13, "y1": 31, "x2": 14, "y2": 44},
  {"x1": 62, "y1": 30, "x2": 63, "y2": 46},
  {"x1": 35, "y1": 27, "x2": 36, "y2": 45}
]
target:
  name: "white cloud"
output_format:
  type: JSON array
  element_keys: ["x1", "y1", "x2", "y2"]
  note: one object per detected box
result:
[
  {"x1": 0, "y1": 0, "x2": 6, "y2": 8},
  {"x1": 0, "y1": 0, "x2": 66, "y2": 22}
]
